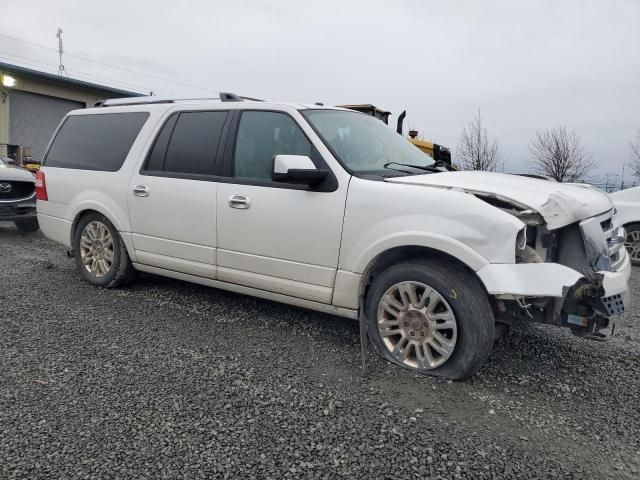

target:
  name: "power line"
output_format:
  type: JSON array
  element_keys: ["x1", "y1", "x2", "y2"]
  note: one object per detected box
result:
[
  {"x1": 66, "y1": 49, "x2": 219, "y2": 94},
  {"x1": 0, "y1": 32, "x2": 219, "y2": 94},
  {"x1": 0, "y1": 51, "x2": 173, "y2": 95},
  {"x1": 0, "y1": 51, "x2": 58, "y2": 71},
  {"x1": 0, "y1": 51, "x2": 153, "y2": 93}
]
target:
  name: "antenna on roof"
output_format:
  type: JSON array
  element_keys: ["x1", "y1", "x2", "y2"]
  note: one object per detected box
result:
[{"x1": 56, "y1": 28, "x2": 68, "y2": 77}]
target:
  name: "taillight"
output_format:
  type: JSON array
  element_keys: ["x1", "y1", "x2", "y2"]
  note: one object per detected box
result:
[{"x1": 35, "y1": 170, "x2": 48, "y2": 201}]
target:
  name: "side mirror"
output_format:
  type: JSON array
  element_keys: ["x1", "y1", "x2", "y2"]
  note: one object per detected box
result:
[{"x1": 272, "y1": 155, "x2": 329, "y2": 186}]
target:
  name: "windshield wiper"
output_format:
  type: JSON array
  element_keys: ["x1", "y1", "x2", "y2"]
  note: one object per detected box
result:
[
  {"x1": 382, "y1": 163, "x2": 417, "y2": 175},
  {"x1": 383, "y1": 161, "x2": 441, "y2": 173},
  {"x1": 431, "y1": 159, "x2": 454, "y2": 171}
]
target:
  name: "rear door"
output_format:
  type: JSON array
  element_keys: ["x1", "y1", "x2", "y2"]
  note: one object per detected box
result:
[{"x1": 127, "y1": 108, "x2": 230, "y2": 278}]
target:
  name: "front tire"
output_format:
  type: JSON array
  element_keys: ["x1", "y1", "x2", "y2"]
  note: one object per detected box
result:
[
  {"x1": 623, "y1": 223, "x2": 640, "y2": 266},
  {"x1": 14, "y1": 217, "x2": 39, "y2": 232},
  {"x1": 365, "y1": 258, "x2": 495, "y2": 380},
  {"x1": 73, "y1": 213, "x2": 136, "y2": 288}
]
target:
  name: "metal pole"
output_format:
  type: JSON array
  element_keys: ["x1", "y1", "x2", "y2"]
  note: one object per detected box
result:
[{"x1": 56, "y1": 28, "x2": 67, "y2": 77}]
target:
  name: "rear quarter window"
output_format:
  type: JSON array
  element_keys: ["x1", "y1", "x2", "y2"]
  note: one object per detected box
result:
[{"x1": 44, "y1": 112, "x2": 149, "y2": 171}]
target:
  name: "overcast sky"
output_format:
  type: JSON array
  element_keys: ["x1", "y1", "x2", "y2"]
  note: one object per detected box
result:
[{"x1": 1, "y1": 0, "x2": 639, "y2": 181}]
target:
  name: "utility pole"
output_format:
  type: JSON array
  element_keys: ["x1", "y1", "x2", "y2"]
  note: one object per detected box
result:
[
  {"x1": 621, "y1": 163, "x2": 626, "y2": 191},
  {"x1": 56, "y1": 28, "x2": 68, "y2": 77}
]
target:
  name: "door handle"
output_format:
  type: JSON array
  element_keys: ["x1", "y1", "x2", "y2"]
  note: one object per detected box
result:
[
  {"x1": 133, "y1": 185, "x2": 150, "y2": 197},
  {"x1": 228, "y1": 194, "x2": 251, "y2": 209}
]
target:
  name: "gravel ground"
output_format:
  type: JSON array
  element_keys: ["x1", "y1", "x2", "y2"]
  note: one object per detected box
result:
[{"x1": 1, "y1": 224, "x2": 639, "y2": 479}]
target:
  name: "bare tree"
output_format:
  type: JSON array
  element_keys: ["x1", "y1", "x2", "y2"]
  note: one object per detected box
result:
[
  {"x1": 458, "y1": 110, "x2": 501, "y2": 171},
  {"x1": 529, "y1": 126, "x2": 597, "y2": 182},
  {"x1": 630, "y1": 129, "x2": 640, "y2": 178}
]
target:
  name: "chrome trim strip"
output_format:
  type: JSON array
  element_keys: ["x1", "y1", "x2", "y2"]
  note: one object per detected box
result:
[{"x1": 0, "y1": 191, "x2": 36, "y2": 203}]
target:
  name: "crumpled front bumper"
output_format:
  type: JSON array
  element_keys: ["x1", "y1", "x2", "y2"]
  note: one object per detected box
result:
[
  {"x1": 477, "y1": 249, "x2": 631, "y2": 316},
  {"x1": 597, "y1": 253, "x2": 631, "y2": 315}
]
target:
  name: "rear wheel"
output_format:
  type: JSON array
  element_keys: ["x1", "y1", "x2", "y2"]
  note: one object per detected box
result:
[
  {"x1": 73, "y1": 213, "x2": 136, "y2": 288},
  {"x1": 365, "y1": 258, "x2": 495, "y2": 380},
  {"x1": 623, "y1": 224, "x2": 640, "y2": 265},
  {"x1": 14, "y1": 217, "x2": 39, "y2": 232}
]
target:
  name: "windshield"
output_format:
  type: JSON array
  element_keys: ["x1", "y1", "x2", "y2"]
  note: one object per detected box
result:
[{"x1": 302, "y1": 110, "x2": 435, "y2": 174}]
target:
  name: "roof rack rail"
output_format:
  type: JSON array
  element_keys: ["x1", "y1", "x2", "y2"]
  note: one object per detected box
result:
[
  {"x1": 95, "y1": 97, "x2": 179, "y2": 107},
  {"x1": 95, "y1": 92, "x2": 261, "y2": 108}
]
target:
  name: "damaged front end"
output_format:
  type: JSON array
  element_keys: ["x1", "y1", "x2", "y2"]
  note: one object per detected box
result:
[
  {"x1": 555, "y1": 211, "x2": 628, "y2": 337},
  {"x1": 475, "y1": 194, "x2": 631, "y2": 340}
]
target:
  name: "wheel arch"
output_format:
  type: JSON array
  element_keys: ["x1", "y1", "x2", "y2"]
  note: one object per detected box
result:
[
  {"x1": 358, "y1": 244, "x2": 490, "y2": 300},
  {"x1": 70, "y1": 207, "x2": 115, "y2": 243},
  {"x1": 623, "y1": 221, "x2": 640, "y2": 229},
  {"x1": 69, "y1": 207, "x2": 136, "y2": 262}
]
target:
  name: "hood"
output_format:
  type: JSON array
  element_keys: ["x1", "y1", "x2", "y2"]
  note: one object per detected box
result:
[
  {"x1": 386, "y1": 171, "x2": 613, "y2": 230},
  {"x1": 610, "y1": 185, "x2": 640, "y2": 201},
  {"x1": 0, "y1": 163, "x2": 35, "y2": 183}
]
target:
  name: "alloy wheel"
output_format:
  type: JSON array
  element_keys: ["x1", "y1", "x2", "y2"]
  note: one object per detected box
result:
[
  {"x1": 79, "y1": 221, "x2": 114, "y2": 278},
  {"x1": 624, "y1": 230, "x2": 640, "y2": 262},
  {"x1": 376, "y1": 281, "x2": 457, "y2": 370}
]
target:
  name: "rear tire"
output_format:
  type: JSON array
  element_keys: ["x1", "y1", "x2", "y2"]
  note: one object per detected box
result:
[
  {"x1": 365, "y1": 258, "x2": 495, "y2": 380},
  {"x1": 73, "y1": 213, "x2": 136, "y2": 288},
  {"x1": 14, "y1": 217, "x2": 39, "y2": 232}
]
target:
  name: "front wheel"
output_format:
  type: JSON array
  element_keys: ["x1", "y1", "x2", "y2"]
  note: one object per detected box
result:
[
  {"x1": 73, "y1": 213, "x2": 136, "y2": 288},
  {"x1": 365, "y1": 259, "x2": 495, "y2": 380},
  {"x1": 623, "y1": 223, "x2": 640, "y2": 266}
]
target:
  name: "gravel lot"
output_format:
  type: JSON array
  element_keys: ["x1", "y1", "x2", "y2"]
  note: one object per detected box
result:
[{"x1": 1, "y1": 224, "x2": 639, "y2": 479}]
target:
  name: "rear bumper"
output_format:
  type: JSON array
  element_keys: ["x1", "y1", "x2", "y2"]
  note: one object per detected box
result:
[{"x1": 37, "y1": 213, "x2": 72, "y2": 247}]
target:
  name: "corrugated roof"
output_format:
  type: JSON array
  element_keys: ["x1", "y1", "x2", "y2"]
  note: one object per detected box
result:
[{"x1": 0, "y1": 61, "x2": 143, "y2": 98}]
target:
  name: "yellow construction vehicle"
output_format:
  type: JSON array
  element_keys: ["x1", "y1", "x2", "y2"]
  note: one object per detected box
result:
[{"x1": 337, "y1": 104, "x2": 453, "y2": 168}]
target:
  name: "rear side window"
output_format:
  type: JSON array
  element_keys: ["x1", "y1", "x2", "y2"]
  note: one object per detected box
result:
[
  {"x1": 45, "y1": 112, "x2": 149, "y2": 171},
  {"x1": 145, "y1": 111, "x2": 228, "y2": 176},
  {"x1": 146, "y1": 114, "x2": 178, "y2": 171}
]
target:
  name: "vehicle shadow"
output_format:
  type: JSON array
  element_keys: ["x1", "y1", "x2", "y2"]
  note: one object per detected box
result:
[
  {"x1": 5, "y1": 224, "x2": 637, "y2": 394},
  {"x1": 130, "y1": 266, "x2": 637, "y2": 389}
]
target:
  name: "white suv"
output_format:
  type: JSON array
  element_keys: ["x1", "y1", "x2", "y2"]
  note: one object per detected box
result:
[{"x1": 36, "y1": 94, "x2": 631, "y2": 379}]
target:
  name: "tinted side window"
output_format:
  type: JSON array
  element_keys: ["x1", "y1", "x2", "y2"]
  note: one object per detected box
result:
[
  {"x1": 45, "y1": 112, "x2": 149, "y2": 171},
  {"x1": 146, "y1": 114, "x2": 178, "y2": 171},
  {"x1": 234, "y1": 111, "x2": 312, "y2": 179},
  {"x1": 162, "y1": 111, "x2": 228, "y2": 175}
]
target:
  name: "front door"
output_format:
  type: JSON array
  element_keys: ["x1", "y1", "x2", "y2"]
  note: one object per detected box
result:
[
  {"x1": 128, "y1": 109, "x2": 229, "y2": 278},
  {"x1": 216, "y1": 109, "x2": 348, "y2": 303}
]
